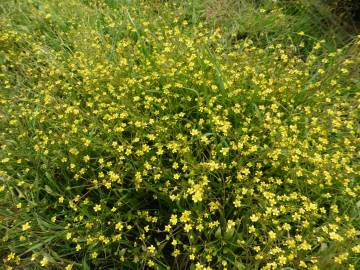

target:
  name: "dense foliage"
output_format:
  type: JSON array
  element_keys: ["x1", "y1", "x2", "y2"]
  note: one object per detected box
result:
[{"x1": 0, "y1": 0, "x2": 359, "y2": 269}]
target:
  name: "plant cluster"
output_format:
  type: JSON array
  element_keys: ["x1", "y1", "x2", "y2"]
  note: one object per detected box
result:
[{"x1": 0, "y1": 0, "x2": 359, "y2": 269}]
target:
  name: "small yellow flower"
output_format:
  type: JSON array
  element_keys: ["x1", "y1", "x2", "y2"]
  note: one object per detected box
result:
[
  {"x1": 7, "y1": 252, "x2": 16, "y2": 261},
  {"x1": 93, "y1": 204, "x2": 101, "y2": 212},
  {"x1": 115, "y1": 222, "x2": 123, "y2": 231},
  {"x1": 184, "y1": 223, "x2": 192, "y2": 232},
  {"x1": 40, "y1": 257, "x2": 49, "y2": 267},
  {"x1": 22, "y1": 222, "x2": 31, "y2": 231},
  {"x1": 268, "y1": 230, "x2": 276, "y2": 240},
  {"x1": 170, "y1": 214, "x2": 178, "y2": 225},
  {"x1": 148, "y1": 245, "x2": 156, "y2": 254},
  {"x1": 19, "y1": 235, "x2": 26, "y2": 241}
]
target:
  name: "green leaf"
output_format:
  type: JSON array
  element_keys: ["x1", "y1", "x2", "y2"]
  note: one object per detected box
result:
[{"x1": 215, "y1": 227, "x2": 222, "y2": 239}]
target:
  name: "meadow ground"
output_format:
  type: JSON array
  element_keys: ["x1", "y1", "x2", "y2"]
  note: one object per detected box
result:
[{"x1": 0, "y1": 0, "x2": 359, "y2": 269}]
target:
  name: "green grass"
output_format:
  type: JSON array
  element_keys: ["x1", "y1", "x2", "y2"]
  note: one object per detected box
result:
[{"x1": 0, "y1": 0, "x2": 359, "y2": 269}]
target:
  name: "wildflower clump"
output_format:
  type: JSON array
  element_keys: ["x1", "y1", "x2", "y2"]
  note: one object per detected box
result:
[{"x1": 0, "y1": 0, "x2": 359, "y2": 269}]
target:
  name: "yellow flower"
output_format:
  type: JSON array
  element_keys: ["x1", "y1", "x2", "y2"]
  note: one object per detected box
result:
[
  {"x1": 170, "y1": 214, "x2": 178, "y2": 225},
  {"x1": 7, "y1": 252, "x2": 16, "y2": 261},
  {"x1": 334, "y1": 252, "x2": 348, "y2": 264},
  {"x1": 352, "y1": 245, "x2": 360, "y2": 253},
  {"x1": 115, "y1": 222, "x2": 123, "y2": 231},
  {"x1": 196, "y1": 223, "x2": 204, "y2": 232},
  {"x1": 40, "y1": 257, "x2": 49, "y2": 267},
  {"x1": 180, "y1": 210, "x2": 191, "y2": 223},
  {"x1": 299, "y1": 240, "x2": 311, "y2": 251},
  {"x1": 184, "y1": 223, "x2": 192, "y2": 232},
  {"x1": 93, "y1": 204, "x2": 101, "y2": 212},
  {"x1": 268, "y1": 230, "x2": 276, "y2": 240},
  {"x1": 22, "y1": 222, "x2": 31, "y2": 231},
  {"x1": 148, "y1": 245, "x2": 156, "y2": 254}
]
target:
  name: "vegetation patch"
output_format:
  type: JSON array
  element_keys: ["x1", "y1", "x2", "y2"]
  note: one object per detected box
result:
[{"x1": 0, "y1": 0, "x2": 359, "y2": 269}]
